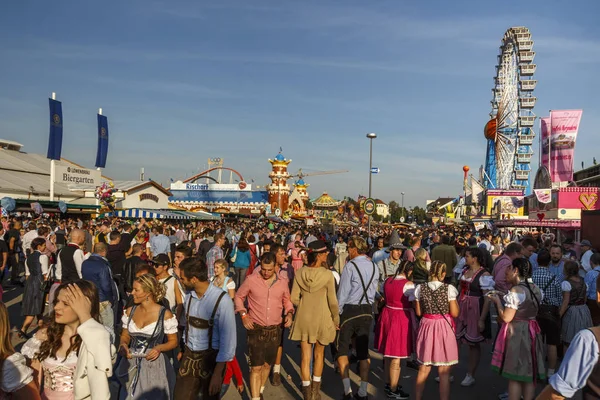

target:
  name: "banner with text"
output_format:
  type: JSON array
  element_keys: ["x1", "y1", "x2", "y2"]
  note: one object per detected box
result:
[
  {"x1": 540, "y1": 110, "x2": 583, "y2": 182},
  {"x1": 54, "y1": 164, "x2": 102, "y2": 188}
]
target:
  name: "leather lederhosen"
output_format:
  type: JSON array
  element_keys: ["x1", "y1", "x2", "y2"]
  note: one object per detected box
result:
[{"x1": 178, "y1": 291, "x2": 226, "y2": 379}]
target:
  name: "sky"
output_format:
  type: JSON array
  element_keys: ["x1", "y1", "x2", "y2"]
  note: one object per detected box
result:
[{"x1": 1, "y1": 0, "x2": 598, "y2": 208}]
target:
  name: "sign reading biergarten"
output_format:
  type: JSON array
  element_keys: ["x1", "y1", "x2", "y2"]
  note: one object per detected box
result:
[{"x1": 54, "y1": 163, "x2": 101, "y2": 187}]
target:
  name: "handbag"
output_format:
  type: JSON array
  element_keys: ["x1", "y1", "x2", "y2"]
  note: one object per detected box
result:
[
  {"x1": 43, "y1": 264, "x2": 56, "y2": 294},
  {"x1": 230, "y1": 247, "x2": 237, "y2": 263},
  {"x1": 536, "y1": 277, "x2": 560, "y2": 325}
]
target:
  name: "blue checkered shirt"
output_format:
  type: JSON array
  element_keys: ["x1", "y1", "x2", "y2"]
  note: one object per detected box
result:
[{"x1": 532, "y1": 267, "x2": 562, "y2": 307}]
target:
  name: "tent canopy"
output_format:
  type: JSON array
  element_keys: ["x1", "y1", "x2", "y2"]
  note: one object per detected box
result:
[{"x1": 101, "y1": 208, "x2": 221, "y2": 221}]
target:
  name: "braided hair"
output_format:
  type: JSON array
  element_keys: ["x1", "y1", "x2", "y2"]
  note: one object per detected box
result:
[
  {"x1": 393, "y1": 259, "x2": 412, "y2": 279},
  {"x1": 512, "y1": 257, "x2": 539, "y2": 306},
  {"x1": 428, "y1": 260, "x2": 447, "y2": 282}
]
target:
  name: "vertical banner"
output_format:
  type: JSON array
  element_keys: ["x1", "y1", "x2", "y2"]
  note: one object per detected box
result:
[
  {"x1": 550, "y1": 110, "x2": 582, "y2": 182},
  {"x1": 47, "y1": 98, "x2": 63, "y2": 160},
  {"x1": 541, "y1": 111, "x2": 583, "y2": 182},
  {"x1": 95, "y1": 114, "x2": 109, "y2": 168}
]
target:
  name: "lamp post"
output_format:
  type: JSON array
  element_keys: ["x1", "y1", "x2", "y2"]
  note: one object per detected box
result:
[
  {"x1": 367, "y1": 132, "x2": 377, "y2": 240},
  {"x1": 401, "y1": 192, "x2": 405, "y2": 220}
]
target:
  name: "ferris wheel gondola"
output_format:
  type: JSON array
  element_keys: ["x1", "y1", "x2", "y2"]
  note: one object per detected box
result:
[{"x1": 484, "y1": 27, "x2": 537, "y2": 191}]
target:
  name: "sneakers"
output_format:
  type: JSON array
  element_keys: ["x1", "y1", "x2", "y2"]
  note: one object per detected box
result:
[
  {"x1": 384, "y1": 384, "x2": 409, "y2": 399},
  {"x1": 460, "y1": 374, "x2": 476, "y2": 387},
  {"x1": 271, "y1": 372, "x2": 282, "y2": 386},
  {"x1": 434, "y1": 375, "x2": 454, "y2": 383}
]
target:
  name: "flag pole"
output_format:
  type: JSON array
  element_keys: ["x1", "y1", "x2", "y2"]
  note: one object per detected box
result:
[
  {"x1": 96, "y1": 108, "x2": 102, "y2": 211},
  {"x1": 50, "y1": 92, "x2": 56, "y2": 201},
  {"x1": 548, "y1": 110, "x2": 552, "y2": 184}
]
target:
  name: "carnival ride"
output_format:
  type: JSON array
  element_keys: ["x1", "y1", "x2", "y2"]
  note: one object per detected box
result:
[{"x1": 484, "y1": 27, "x2": 537, "y2": 191}]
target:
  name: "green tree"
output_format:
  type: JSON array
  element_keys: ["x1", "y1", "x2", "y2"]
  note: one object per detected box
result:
[{"x1": 412, "y1": 206, "x2": 427, "y2": 224}]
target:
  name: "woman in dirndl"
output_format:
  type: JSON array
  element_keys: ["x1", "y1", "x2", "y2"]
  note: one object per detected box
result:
[
  {"x1": 375, "y1": 259, "x2": 416, "y2": 399},
  {"x1": 455, "y1": 247, "x2": 494, "y2": 387},
  {"x1": 488, "y1": 258, "x2": 546, "y2": 400},
  {"x1": 117, "y1": 274, "x2": 178, "y2": 399},
  {"x1": 19, "y1": 237, "x2": 49, "y2": 338},
  {"x1": 559, "y1": 260, "x2": 593, "y2": 350},
  {"x1": 414, "y1": 261, "x2": 459, "y2": 400}
]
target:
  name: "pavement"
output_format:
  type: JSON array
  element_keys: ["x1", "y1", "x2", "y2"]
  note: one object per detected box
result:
[{"x1": 4, "y1": 284, "x2": 583, "y2": 400}]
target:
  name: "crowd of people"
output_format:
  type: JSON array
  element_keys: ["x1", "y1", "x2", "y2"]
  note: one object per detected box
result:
[{"x1": 0, "y1": 214, "x2": 599, "y2": 400}]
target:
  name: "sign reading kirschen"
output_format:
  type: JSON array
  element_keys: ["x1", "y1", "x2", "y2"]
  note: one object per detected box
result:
[{"x1": 54, "y1": 164, "x2": 101, "y2": 186}]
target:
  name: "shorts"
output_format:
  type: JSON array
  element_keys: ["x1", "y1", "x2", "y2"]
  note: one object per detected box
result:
[
  {"x1": 336, "y1": 304, "x2": 373, "y2": 361},
  {"x1": 247, "y1": 325, "x2": 282, "y2": 367},
  {"x1": 537, "y1": 311, "x2": 561, "y2": 346}
]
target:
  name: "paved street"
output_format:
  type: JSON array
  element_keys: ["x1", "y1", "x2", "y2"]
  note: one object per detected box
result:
[{"x1": 5, "y1": 285, "x2": 583, "y2": 400}]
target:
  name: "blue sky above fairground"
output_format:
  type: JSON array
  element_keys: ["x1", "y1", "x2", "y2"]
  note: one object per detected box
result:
[{"x1": 1, "y1": 0, "x2": 598, "y2": 206}]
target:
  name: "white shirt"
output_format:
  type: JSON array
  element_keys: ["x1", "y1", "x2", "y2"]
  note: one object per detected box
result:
[
  {"x1": 25, "y1": 251, "x2": 49, "y2": 276},
  {"x1": 22, "y1": 230, "x2": 39, "y2": 255},
  {"x1": 581, "y1": 250, "x2": 594, "y2": 274},
  {"x1": 55, "y1": 244, "x2": 89, "y2": 280}
]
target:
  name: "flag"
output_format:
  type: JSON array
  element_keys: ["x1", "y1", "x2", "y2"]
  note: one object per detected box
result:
[
  {"x1": 471, "y1": 177, "x2": 485, "y2": 204},
  {"x1": 541, "y1": 110, "x2": 583, "y2": 182},
  {"x1": 47, "y1": 98, "x2": 63, "y2": 160},
  {"x1": 95, "y1": 114, "x2": 109, "y2": 168}
]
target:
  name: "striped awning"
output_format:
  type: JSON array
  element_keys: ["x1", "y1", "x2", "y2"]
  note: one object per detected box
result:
[
  {"x1": 171, "y1": 210, "x2": 221, "y2": 221},
  {"x1": 103, "y1": 208, "x2": 190, "y2": 220}
]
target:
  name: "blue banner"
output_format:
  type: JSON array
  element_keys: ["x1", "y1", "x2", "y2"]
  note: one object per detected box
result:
[
  {"x1": 95, "y1": 114, "x2": 109, "y2": 168},
  {"x1": 47, "y1": 98, "x2": 63, "y2": 160}
]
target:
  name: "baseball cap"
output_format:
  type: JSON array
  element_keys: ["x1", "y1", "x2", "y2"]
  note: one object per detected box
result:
[{"x1": 151, "y1": 254, "x2": 170, "y2": 266}]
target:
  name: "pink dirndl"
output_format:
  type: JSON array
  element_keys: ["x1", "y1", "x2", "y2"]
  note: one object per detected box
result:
[
  {"x1": 375, "y1": 277, "x2": 417, "y2": 358},
  {"x1": 416, "y1": 314, "x2": 458, "y2": 366}
]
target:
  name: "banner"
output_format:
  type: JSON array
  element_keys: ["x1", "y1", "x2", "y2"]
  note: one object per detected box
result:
[
  {"x1": 95, "y1": 114, "x2": 109, "y2": 168},
  {"x1": 534, "y1": 189, "x2": 552, "y2": 204},
  {"x1": 541, "y1": 110, "x2": 583, "y2": 182},
  {"x1": 54, "y1": 163, "x2": 102, "y2": 187},
  {"x1": 47, "y1": 98, "x2": 63, "y2": 160}
]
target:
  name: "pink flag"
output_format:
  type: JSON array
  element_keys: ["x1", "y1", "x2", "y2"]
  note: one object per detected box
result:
[{"x1": 540, "y1": 110, "x2": 583, "y2": 182}]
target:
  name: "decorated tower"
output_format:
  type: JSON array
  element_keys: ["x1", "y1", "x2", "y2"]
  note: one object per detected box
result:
[
  {"x1": 288, "y1": 178, "x2": 310, "y2": 215},
  {"x1": 267, "y1": 152, "x2": 292, "y2": 213}
]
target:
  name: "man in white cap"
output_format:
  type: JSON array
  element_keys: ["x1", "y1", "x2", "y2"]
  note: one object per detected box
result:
[{"x1": 580, "y1": 239, "x2": 595, "y2": 277}]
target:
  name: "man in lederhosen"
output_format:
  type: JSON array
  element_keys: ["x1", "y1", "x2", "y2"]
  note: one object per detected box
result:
[
  {"x1": 336, "y1": 236, "x2": 380, "y2": 400},
  {"x1": 235, "y1": 252, "x2": 294, "y2": 400},
  {"x1": 174, "y1": 258, "x2": 236, "y2": 399}
]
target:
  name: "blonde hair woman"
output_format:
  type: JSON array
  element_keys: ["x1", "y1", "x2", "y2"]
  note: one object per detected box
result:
[
  {"x1": 414, "y1": 261, "x2": 459, "y2": 400},
  {"x1": 116, "y1": 274, "x2": 178, "y2": 399},
  {"x1": 210, "y1": 259, "x2": 236, "y2": 299},
  {"x1": 0, "y1": 303, "x2": 39, "y2": 399},
  {"x1": 411, "y1": 248, "x2": 430, "y2": 285}
]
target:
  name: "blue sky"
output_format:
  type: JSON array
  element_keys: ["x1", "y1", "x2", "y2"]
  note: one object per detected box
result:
[{"x1": 1, "y1": 0, "x2": 598, "y2": 207}]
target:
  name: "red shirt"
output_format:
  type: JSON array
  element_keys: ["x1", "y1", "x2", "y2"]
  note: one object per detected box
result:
[{"x1": 234, "y1": 272, "x2": 294, "y2": 326}]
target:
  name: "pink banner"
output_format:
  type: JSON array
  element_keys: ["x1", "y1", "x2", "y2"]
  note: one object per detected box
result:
[{"x1": 541, "y1": 110, "x2": 583, "y2": 182}]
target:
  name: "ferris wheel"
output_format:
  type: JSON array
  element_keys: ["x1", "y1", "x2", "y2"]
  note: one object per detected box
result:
[{"x1": 484, "y1": 27, "x2": 537, "y2": 191}]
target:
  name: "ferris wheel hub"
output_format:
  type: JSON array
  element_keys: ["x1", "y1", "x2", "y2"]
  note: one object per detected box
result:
[{"x1": 484, "y1": 118, "x2": 498, "y2": 140}]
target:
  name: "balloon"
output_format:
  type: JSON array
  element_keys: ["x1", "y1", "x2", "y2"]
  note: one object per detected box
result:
[{"x1": 58, "y1": 201, "x2": 67, "y2": 213}]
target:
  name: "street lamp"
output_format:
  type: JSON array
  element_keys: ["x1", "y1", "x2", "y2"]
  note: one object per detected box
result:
[
  {"x1": 401, "y1": 192, "x2": 405, "y2": 220},
  {"x1": 367, "y1": 133, "x2": 377, "y2": 239}
]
